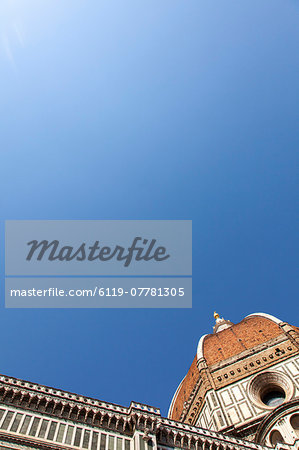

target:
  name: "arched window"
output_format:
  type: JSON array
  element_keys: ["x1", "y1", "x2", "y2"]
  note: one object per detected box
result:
[
  {"x1": 290, "y1": 414, "x2": 299, "y2": 437},
  {"x1": 270, "y1": 430, "x2": 284, "y2": 446}
]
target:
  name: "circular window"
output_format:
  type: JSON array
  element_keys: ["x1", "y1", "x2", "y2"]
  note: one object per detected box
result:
[
  {"x1": 248, "y1": 371, "x2": 294, "y2": 410},
  {"x1": 261, "y1": 388, "x2": 285, "y2": 407}
]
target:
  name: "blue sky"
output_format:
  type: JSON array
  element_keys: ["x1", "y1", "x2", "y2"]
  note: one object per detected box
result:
[{"x1": 0, "y1": 0, "x2": 298, "y2": 416}]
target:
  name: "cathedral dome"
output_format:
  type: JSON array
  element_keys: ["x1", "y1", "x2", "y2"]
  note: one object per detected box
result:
[
  {"x1": 198, "y1": 313, "x2": 284, "y2": 366},
  {"x1": 168, "y1": 313, "x2": 298, "y2": 423}
]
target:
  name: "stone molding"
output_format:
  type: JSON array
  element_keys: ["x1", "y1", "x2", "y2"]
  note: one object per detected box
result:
[{"x1": 254, "y1": 398, "x2": 299, "y2": 444}]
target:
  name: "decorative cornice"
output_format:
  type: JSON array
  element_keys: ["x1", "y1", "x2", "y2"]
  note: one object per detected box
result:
[
  {"x1": 0, "y1": 373, "x2": 129, "y2": 415},
  {"x1": 0, "y1": 373, "x2": 272, "y2": 450}
]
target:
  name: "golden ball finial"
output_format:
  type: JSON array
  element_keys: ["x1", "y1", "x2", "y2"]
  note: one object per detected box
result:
[{"x1": 214, "y1": 311, "x2": 220, "y2": 320}]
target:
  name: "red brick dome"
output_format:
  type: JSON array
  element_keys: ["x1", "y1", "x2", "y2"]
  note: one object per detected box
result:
[
  {"x1": 168, "y1": 313, "x2": 293, "y2": 421},
  {"x1": 201, "y1": 314, "x2": 283, "y2": 366}
]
